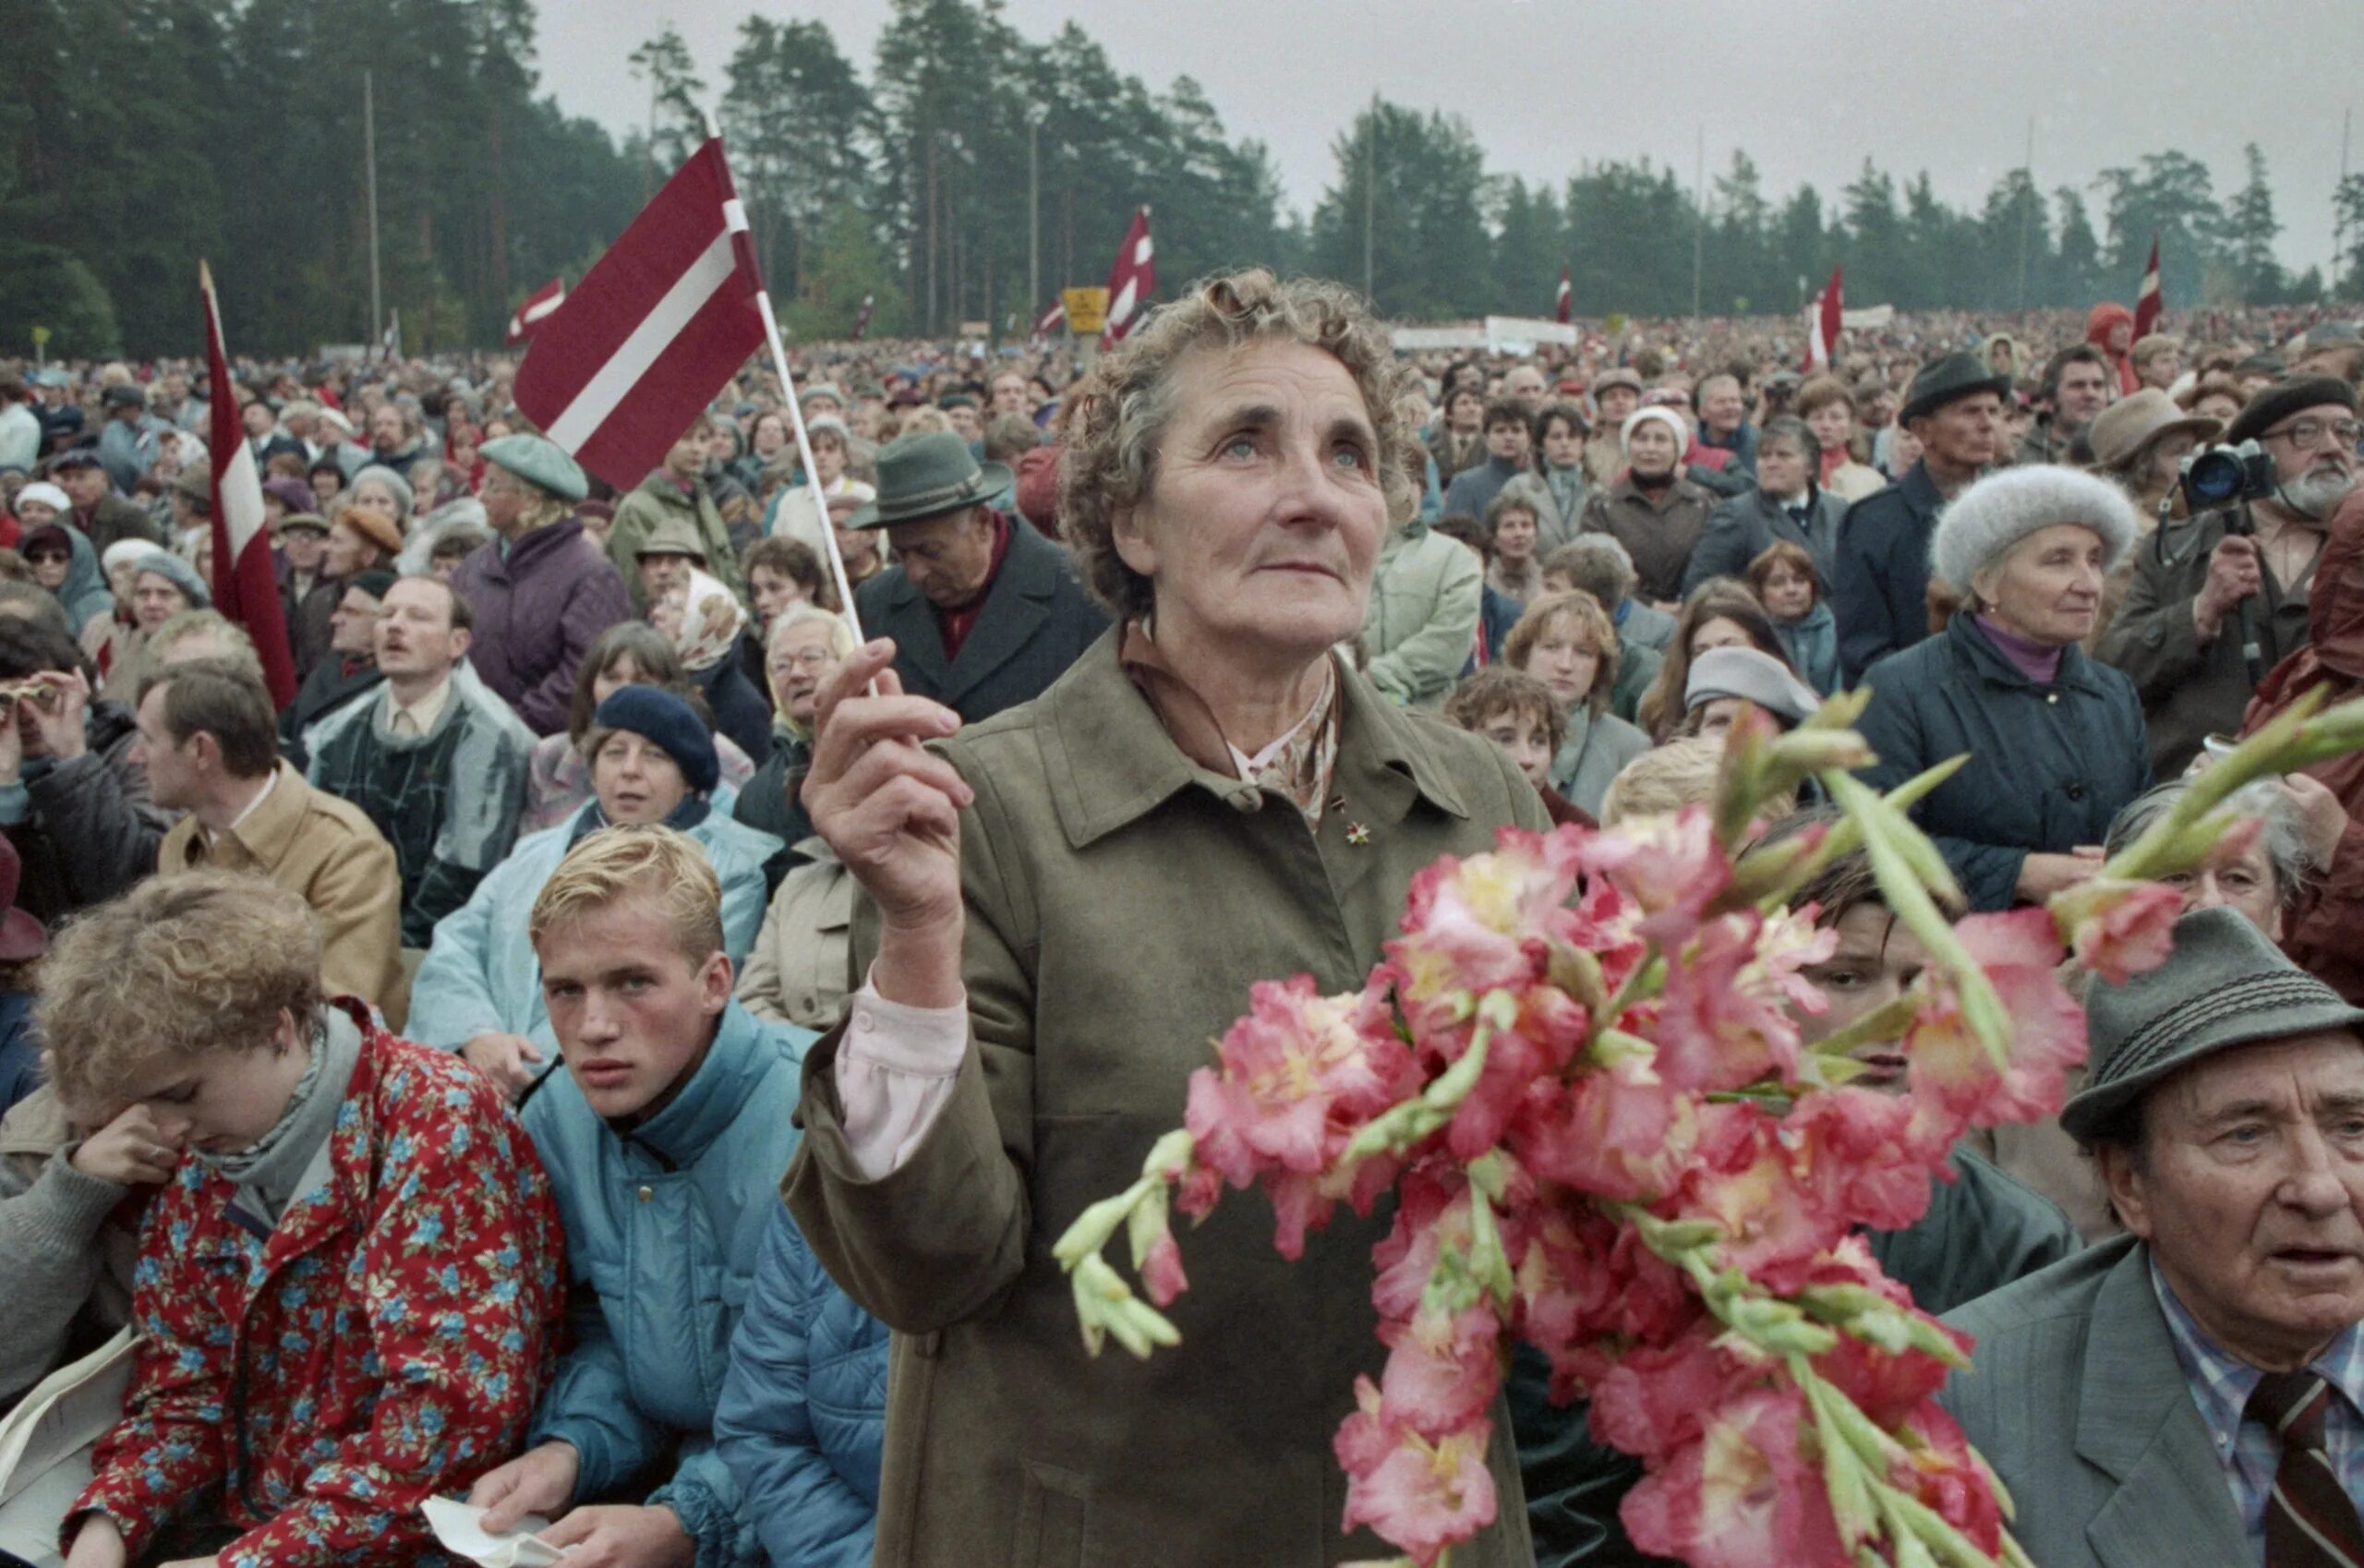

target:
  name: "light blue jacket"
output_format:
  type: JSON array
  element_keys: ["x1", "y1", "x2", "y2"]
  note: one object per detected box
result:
[
  {"x1": 406, "y1": 803, "x2": 781, "y2": 1053},
  {"x1": 520, "y1": 1000, "x2": 818, "y2": 1568},
  {"x1": 715, "y1": 1201, "x2": 889, "y2": 1568}
]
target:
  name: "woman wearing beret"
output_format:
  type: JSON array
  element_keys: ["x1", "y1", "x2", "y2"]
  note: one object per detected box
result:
[
  {"x1": 408, "y1": 685, "x2": 781, "y2": 1098},
  {"x1": 1853, "y1": 465, "x2": 2153, "y2": 911},
  {"x1": 783, "y1": 271, "x2": 1541, "y2": 1565}
]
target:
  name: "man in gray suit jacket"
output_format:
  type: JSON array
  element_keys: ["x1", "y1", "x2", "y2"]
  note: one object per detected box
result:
[{"x1": 1941, "y1": 907, "x2": 2364, "y2": 1568}]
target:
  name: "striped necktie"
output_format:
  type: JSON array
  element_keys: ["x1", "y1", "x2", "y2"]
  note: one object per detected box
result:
[{"x1": 2250, "y1": 1369, "x2": 2364, "y2": 1567}]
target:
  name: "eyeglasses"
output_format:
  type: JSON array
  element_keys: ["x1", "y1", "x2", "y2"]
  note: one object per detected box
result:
[
  {"x1": 769, "y1": 647, "x2": 837, "y2": 672},
  {"x1": 2261, "y1": 417, "x2": 2364, "y2": 452},
  {"x1": 24, "y1": 550, "x2": 67, "y2": 565}
]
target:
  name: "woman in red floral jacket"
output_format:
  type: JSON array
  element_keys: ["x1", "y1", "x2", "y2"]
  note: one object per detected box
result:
[{"x1": 38, "y1": 871, "x2": 569, "y2": 1568}]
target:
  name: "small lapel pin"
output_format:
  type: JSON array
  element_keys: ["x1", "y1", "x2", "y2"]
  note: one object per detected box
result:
[
  {"x1": 1328, "y1": 793, "x2": 1349, "y2": 814},
  {"x1": 1345, "y1": 821, "x2": 1371, "y2": 847}
]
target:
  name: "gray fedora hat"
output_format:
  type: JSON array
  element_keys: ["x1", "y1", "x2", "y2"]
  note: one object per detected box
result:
[
  {"x1": 853, "y1": 430, "x2": 1011, "y2": 530},
  {"x1": 2061, "y1": 906, "x2": 2364, "y2": 1145},
  {"x1": 1898, "y1": 352, "x2": 2012, "y2": 426}
]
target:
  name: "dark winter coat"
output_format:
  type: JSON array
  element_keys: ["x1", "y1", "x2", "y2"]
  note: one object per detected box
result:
[
  {"x1": 449, "y1": 519, "x2": 634, "y2": 736},
  {"x1": 1830, "y1": 462, "x2": 1949, "y2": 686},
  {"x1": 1576, "y1": 476, "x2": 1713, "y2": 606},
  {"x1": 853, "y1": 516, "x2": 1109, "y2": 727},
  {"x1": 1680, "y1": 485, "x2": 1847, "y2": 597},
  {"x1": 2093, "y1": 506, "x2": 2315, "y2": 778},
  {"x1": 0, "y1": 700, "x2": 169, "y2": 926},
  {"x1": 1853, "y1": 613, "x2": 2152, "y2": 911}
]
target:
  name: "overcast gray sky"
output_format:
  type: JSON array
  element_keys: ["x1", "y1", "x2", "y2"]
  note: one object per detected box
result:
[{"x1": 537, "y1": 0, "x2": 2363, "y2": 285}]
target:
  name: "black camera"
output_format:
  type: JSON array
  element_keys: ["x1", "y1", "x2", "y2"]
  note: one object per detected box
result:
[{"x1": 2178, "y1": 439, "x2": 2277, "y2": 510}]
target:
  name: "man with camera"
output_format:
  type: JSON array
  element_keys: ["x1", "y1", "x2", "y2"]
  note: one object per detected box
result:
[{"x1": 2094, "y1": 375, "x2": 2361, "y2": 776}]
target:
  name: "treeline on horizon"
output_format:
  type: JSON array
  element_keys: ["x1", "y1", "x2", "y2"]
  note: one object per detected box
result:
[{"x1": 7, "y1": 0, "x2": 2364, "y2": 360}]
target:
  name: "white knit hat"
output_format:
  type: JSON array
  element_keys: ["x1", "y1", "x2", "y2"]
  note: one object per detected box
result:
[
  {"x1": 13, "y1": 482, "x2": 68, "y2": 516},
  {"x1": 1619, "y1": 406, "x2": 1690, "y2": 456},
  {"x1": 1928, "y1": 464, "x2": 2141, "y2": 593}
]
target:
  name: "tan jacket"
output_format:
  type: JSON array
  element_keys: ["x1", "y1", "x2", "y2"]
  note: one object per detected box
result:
[
  {"x1": 785, "y1": 633, "x2": 1547, "y2": 1567},
  {"x1": 158, "y1": 760, "x2": 409, "y2": 1028},
  {"x1": 735, "y1": 837, "x2": 854, "y2": 1031}
]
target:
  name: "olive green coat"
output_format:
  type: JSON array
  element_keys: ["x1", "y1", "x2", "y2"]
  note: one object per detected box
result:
[{"x1": 784, "y1": 631, "x2": 1548, "y2": 1567}]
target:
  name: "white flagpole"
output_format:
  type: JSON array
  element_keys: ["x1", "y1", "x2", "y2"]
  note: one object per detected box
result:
[
  {"x1": 706, "y1": 120, "x2": 867, "y2": 646},
  {"x1": 753, "y1": 287, "x2": 866, "y2": 645}
]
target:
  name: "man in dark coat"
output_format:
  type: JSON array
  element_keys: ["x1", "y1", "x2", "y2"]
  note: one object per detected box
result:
[
  {"x1": 2094, "y1": 375, "x2": 2360, "y2": 776},
  {"x1": 48, "y1": 448, "x2": 164, "y2": 559},
  {"x1": 280, "y1": 570, "x2": 392, "y2": 767},
  {"x1": 1829, "y1": 353, "x2": 2009, "y2": 685},
  {"x1": 851, "y1": 431, "x2": 1108, "y2": 726},
  {"x1": 449, "y1": 434, "x2": 631, "y2": 737}
]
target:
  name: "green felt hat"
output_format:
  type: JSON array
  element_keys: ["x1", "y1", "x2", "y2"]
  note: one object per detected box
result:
[
  {"x1": 853, "y1": 430, "x2": 1011, "y2": 530},
  {"x1": 480, "y1": 433, "x2": 587, "y2": 504}
]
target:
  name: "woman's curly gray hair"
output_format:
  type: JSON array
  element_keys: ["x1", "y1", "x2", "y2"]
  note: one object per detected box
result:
[{"x1": 1056, "y1": 269, "x2": 1418, "y2": 621}]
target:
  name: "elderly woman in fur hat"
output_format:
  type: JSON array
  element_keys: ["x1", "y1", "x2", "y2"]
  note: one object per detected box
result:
[{"x1": 1853, "y1": 465, "x2": 2153, "y2": 911}]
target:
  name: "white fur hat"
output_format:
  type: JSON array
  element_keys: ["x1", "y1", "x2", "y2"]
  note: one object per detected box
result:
[
  {"x1": 1929, "y1": 464, "x2": 2141, "y2": 593},
  {"x1": 1619, "y1": 406, "x2": 1690, "y2": 456}
]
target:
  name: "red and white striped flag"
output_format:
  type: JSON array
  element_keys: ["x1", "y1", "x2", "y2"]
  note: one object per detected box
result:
[
  {"x1": 1554, "y1": 267, "x2": 1573, "y2": 325},
  {"x1": 850, "y1": 292, "x2": 875, "y2": 341},
  {"x1": 200, "y1": 262, "x2": 296, "y2": 707},
  {"x1": 1031, "y1": 299, "x2": 1065, "y2": 347},
  {"x1": 1802, "y1": 264, "x2": 1843, "y2": 372},
  {"x1": 1102, "y1": 207, "x2": 1155, "y2": 344},
  {"x1": 513, "y1": 137, "x2": 766, "y2": 493},
  {"x1": 2133, "y1": 235, "x2": 2163, "y2": 338},
  {"x1": 504, "y1": 277, "x2": 566, "y2": 344}
]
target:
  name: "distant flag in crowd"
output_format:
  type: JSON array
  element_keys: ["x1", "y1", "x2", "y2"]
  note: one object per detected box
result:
[
  {"x1": 2133, "y1": 235, "x2": 2163, "y2": 338},
  {"x1": 1555, "y1": 267, "x2": 1573, "y2": 325},
  {"x1": 1802, "y1": 264, "x2": 1843, "y2": 372},
  {"x1": 1102, "y1": 207, "x2": 1155, "y2": 344},
  {"x1": 380, "y1": 308, "x2": 402, "y2": 362},
  {"x1": 504, "y1": 277, "x2": 567, "y2": 345},
  {"x1": 1031, "y1": 299, "x2": 1065, "y2": 347},
  {"x1": 851, "y1": 292, "x2": 875, "y2": 341},
  {"x1": 512, "y1": 136, "x2": 766, "y2": 495},
  {"x1": 200, "y1": 262, "x2": 297, "y2": 707}
]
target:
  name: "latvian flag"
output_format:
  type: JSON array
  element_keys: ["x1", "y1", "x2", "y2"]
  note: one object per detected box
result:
[
  {"x1": 1555, "y1": 268, "x2": 1573, "y2": 324},
  {"x1": 505, "y1": 277, "x2": 567, "y2": 345},
  {"x1": 1102, "y1": 207, "x2": 1155, "y2": 345},
  {"x1": 201, "y1": 263, "x2": 297, "y2": 706},
  {"x1": 513, "y1": 137, "x2": 766, "y2": 493},
  {"x1": 1031, "y1": 299, "x2": 1065, "y2": 346}
]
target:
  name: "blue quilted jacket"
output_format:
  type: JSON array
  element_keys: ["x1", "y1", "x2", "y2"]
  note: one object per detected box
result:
[{"x1": 715, "y1": 1199, "x2": 889, "y2": 1568}]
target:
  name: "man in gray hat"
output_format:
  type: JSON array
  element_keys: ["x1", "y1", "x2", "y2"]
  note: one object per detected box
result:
[
  {"x1": 2095, "y1": 374, "x2": 2361, "y2": 776},
  {"x1": 1828, "y1": 351, "x2": 2008, "y2": 683},
  {"x1": 1941, "y1": 906, "x2": 2364, "y2": 1568},
  {"x1": 852, "y1": 430, "x2": 1107, "y2": 726}
]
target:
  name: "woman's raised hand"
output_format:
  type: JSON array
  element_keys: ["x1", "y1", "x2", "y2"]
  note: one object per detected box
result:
[{"x1": 803, "y1": 640, "x2": 974, "y2": 1007}]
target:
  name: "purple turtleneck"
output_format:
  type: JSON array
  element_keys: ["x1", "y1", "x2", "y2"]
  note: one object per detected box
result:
[{"x1": 1973, "y1": 614, "x2": 2064, "y2": 684}]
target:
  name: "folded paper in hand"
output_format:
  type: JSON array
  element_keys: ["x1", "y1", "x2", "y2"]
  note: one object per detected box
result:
[{"x1": 421, "y1": 1496, "x2": 565, "y2": 1567}]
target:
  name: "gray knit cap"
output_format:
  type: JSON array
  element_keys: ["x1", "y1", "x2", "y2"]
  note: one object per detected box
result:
[{"x1": 1928, "y1": 464, "x2": 2140, "y2": 593}]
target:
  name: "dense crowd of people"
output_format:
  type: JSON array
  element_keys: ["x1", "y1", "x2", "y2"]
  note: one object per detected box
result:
[{"x1": 6, "y1": 274, "x2": 2364, "y2": 1568}]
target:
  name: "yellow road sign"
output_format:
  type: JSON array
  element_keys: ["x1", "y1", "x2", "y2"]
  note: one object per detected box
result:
[{"x1": 1062, "y1": 287, "x2": 1109, "y2": 334}]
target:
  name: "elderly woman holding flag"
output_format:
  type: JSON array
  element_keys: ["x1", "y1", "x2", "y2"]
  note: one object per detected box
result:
[{"x1": 781, "y1": 270, "x2": 1543, "y2": 1565}]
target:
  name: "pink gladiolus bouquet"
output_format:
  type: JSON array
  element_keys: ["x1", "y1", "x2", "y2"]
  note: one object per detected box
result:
[{"x1": 1052, "y1": 689, "x2": 2364, "y2": 1568}]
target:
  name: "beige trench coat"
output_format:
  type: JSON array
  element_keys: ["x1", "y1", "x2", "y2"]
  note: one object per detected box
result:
[{"x1": 785, "y1": 632, "x2": 1548, "y2": 1567}]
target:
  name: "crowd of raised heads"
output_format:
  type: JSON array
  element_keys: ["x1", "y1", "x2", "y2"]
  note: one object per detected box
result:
[{"x1": 4, "y1": 274, "x2": 2364, "y2": 1568}]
